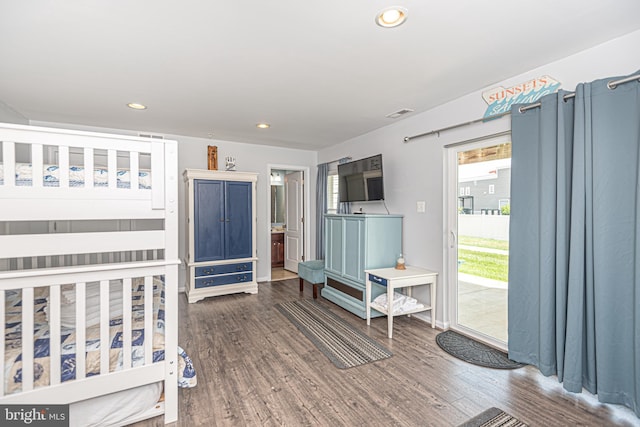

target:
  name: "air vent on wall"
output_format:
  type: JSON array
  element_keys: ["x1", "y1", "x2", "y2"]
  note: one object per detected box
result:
[
  {"x1": 385, "y1": 108, "x2": 414, "y2": 119},
  {"x1": 138, "y1": 133, "x2": 165, "y2": 139}
]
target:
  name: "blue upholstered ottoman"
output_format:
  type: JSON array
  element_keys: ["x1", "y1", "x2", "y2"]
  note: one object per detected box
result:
[{"x1": 298, "y1": 260, "x2": 325, "y2": 298}]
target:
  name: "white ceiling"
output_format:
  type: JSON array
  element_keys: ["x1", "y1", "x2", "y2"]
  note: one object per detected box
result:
[{"x1": 2, "y1": 1, "x2": 640, "y2": 150}]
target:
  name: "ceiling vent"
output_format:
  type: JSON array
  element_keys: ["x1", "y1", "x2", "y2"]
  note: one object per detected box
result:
[
  {"x1": 138, "y1": 133, "x2": 165, "y2": 139},
  {"x1": 385, "y1": 108, "x2": 414, "y2": 119}
]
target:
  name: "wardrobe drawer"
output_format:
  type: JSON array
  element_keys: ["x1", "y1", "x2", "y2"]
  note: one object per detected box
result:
[
  {"x1": 195, "y1": 262, "x2": 252, "y2": 277},
  {"x1": 195, "y1": 272, "x2": 253, "y2": 289}
]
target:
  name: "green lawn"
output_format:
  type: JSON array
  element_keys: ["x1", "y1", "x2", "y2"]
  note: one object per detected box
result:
[
  {"x1": 458, "y1": 248, "x2": 509, "y2": 282},
  {"x1": 458, "y1": 235, "x2": 509, "y2": 251}
]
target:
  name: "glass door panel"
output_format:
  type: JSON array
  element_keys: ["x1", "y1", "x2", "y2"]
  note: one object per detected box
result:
[{"x1": 448, "y1": 138, "x2": 511, "y2": 348}]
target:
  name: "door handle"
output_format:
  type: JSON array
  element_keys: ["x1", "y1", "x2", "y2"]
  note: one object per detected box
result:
[{"x1": 450, "y1": 231, "x2": 457, "y2": 249}]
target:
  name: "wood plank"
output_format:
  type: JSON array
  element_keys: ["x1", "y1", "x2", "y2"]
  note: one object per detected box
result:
[{"x1": 130, "y1": 279, "x2": 638, "y2": 427}]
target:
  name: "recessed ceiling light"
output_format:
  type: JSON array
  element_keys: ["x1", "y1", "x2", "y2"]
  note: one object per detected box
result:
[
  {"x1": 256, "y1": 123, "x2": 270, "y2": 129},
  {"x1": 127, "y1": 103, "x2": 147, "y2": 110},
  {"x1": 376, "y1": 6, "x2": 408, "y2": 28}
]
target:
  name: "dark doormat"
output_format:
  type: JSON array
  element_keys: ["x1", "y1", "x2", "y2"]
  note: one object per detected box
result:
[
  {"x1": 458, "y1": 407, "x2": 528, "y2": 427},
  {"x1": 436, "y1": 330, "x2": 525, "y2": 369}
]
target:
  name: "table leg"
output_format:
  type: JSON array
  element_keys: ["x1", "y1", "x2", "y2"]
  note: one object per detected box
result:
[
  {"x1": 431, "y1": 279, "x2": 436, "y2": 328},
  {"x1": 366, "y1": 279, "x2": 371, "y2": 326},
  {"x1": 387, "y1": 284, "x2": 393, "y2": 339}
]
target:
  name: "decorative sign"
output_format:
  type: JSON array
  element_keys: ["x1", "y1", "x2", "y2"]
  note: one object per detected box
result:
[
  {"x1": 207, "y1": 145, "x2": 218, "y2": 170},
  {"x1": 482, "y1": 75, "x2": 561, "y2": 118}
]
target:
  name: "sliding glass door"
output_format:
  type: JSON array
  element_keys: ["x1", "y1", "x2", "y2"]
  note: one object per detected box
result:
[{"x1": 446, "y1": 135, "x2": 511, "y2": 349}]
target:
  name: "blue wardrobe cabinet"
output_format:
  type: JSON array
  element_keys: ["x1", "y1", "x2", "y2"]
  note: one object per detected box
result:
[{"x1": 184, "y1": 169, "x2": 258, "y2": 303}]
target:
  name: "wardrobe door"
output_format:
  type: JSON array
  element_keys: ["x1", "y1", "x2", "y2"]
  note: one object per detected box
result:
[
  {"x1": 194, "y1": 179, "x2": 225, "y2": 262},
  {"x1": 224, "y1": 181, "x2": 252, "y2": 259}
]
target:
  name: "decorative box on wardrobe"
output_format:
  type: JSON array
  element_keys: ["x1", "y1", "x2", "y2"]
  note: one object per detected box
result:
[{"x1": 184, "y1": 169, "x2": 258, "y2": 303}]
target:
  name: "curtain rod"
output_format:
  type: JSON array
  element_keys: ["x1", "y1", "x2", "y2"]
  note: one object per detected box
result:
[{"x1": 404, "y1": 73, "x2": 640, "y2": 143}]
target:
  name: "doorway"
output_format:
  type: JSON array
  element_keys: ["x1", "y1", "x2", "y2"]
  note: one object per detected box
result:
[
  {"x1": 268, "y1": 166, "x2": 309, "y2": 282},
  {"x1": 446, "y1": 135, "x2": 511, "y2": 350}
]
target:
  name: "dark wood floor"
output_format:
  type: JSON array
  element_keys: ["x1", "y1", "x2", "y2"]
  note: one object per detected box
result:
[{"x1": 133, "y1": 279, "x2": 639, "y2": 426}]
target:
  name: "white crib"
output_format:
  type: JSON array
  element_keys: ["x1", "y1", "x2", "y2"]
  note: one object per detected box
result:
[{"x1": 0, "y1": 123, "x2": 179, "y2": 425}]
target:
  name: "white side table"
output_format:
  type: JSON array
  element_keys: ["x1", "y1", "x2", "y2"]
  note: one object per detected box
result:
[{"x1": 365, "y1": 266, "x2": 438, "y2": 339}]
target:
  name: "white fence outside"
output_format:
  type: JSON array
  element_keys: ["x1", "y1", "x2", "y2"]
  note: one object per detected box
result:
[{"x1": 458, "y1": 214, "x2": 510, "y2": 241}]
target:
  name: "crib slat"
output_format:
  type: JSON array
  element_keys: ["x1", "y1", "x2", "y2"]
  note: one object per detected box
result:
[
  {"x1": 59, "y1": 145, "x2": 69, "y2": 188},
  {"x1": 84, "y1": 148, "x2": 94, "y2": 188},
  {"x1": 99, "y1": 280, "x2": 110, "y2": 374},
  {"x1": 122, "y1": 278, "x2": 132, "y2": 369},
  {"x1": 75, "y1": 283, "x2": 86, "y2": 380},
  {"x1": 144, "y1": 276, "x2": 153, "y2": 365},
  {"x1": 108, "y1": 149, "x2": 117, "y2": 189},
  {"x1": 151, "y1": 142, "x2": 164, "y2": 209},
  {"x1": 31, "y1": 143, "x2": 43, "y2": 188},
  {"x1": 22, "y1": 287, "x2": 34, "y2": 391},
  {"x1": 3, "y1": 141, "x2": 16, "y2": 187},
  {"x1": 49, "y1": 285, "x2": 61, "y2": 385},
  {"x1": 0, "y1": 290, "x2": 5, "y2": 397},
  {"x1": 130, "y1": 151, "x2": 139, "y2": 190}
]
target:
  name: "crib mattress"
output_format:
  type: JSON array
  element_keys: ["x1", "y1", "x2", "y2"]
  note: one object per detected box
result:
[
  {"x1": 0, "y1": 163, "x2": 151, "y2": 189},
  {"x1": 3, "y1": 277, "x2": 165, "y2": 395}
]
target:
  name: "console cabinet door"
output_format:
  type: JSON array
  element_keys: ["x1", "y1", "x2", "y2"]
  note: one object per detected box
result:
[
  {"x1": 343, "y1": 217, "x2": 365, "y2": 282},
  {"x1": 194, "y1": 179, "x2": 225, "y2": 262},
  {"x1": 225, "y1": 181, "x2": 252, "y2": 259},
  {"x1": 324, "y1": 215, "x2": 343, "y2": 275}
]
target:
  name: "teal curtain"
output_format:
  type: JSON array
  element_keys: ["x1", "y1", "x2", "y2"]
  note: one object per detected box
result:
[
  {"x1": 509, "y1": 70, "x2": 640, "y2": 416},
  {"x1": 315, "y1": 162, "x2": 329, "y2": 259}
]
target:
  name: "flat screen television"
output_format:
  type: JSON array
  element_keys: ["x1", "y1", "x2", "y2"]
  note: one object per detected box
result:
[{"x1": 338, "y1": 154, "x2": 384, "y2": 203}]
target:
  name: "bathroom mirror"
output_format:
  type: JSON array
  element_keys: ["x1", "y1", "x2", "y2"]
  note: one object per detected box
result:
[{"x1": 271, "y1": 185, "x2": 285, "y2": 225}]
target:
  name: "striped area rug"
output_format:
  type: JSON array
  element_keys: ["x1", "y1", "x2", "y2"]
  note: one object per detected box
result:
[
  {"x1": 276, "y1": 300, "x2": 392, "y2": 369},
  {"x1": 458, "y1": 407, "x2": 528, "y2": 427}
]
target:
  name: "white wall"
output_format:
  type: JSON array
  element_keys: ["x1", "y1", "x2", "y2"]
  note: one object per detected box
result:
[
  {"x1": 29, "y1": 121, "x2": 317, "y2": 287},
  {"x1": 317, "y1": 29, "x2": 640, "y2": 327}
]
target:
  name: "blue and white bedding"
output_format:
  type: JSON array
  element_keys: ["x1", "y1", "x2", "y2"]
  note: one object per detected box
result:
[
  {"x1": 0, "y1": 163, "x2": 151, "y2": 189},
  {"x1": 3, "y1": 276, "x2": 196, "y2": 395}
]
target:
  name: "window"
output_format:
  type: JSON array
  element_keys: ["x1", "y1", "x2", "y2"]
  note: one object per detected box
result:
[
  {"x1": 489, "y1": 184, "x2": 495, "y2": 194},
  {"x1": 327, "y1": 172, "x2": 339, "y2": 214}
]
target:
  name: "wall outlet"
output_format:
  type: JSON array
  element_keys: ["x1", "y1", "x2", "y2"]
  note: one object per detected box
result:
[{"x1": 417, "y1": 201, "x2": 426, "y2": 213}]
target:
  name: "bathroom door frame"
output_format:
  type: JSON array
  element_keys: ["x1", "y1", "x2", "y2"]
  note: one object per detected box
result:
[{"x1": 266, "y1": 163, "x2": 311, "y2": 281}]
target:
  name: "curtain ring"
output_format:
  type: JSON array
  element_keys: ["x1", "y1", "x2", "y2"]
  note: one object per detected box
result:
[
  {"x1": 518, "y1": 106, "x2": 526, "y2": 114},
  {"x1": 607, "y1": 81, "x2": 617, "y2": 90}
]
